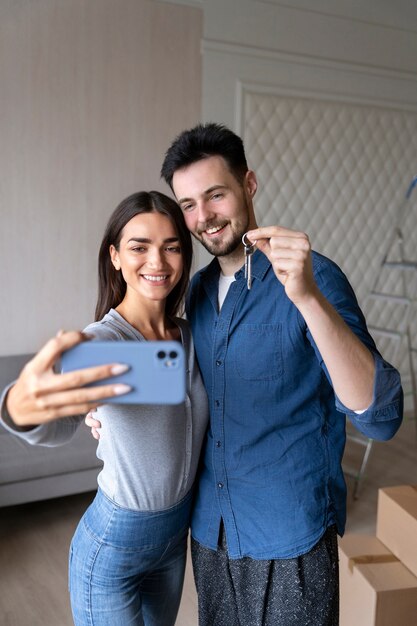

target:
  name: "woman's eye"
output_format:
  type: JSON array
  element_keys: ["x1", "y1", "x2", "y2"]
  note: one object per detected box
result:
[{"x1": 166, "y1": 246, "x2": 181, "y2": 253}]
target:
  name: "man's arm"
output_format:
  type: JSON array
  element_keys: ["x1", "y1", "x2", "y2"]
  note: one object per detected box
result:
[
  {"x1": 247, "y1": 226, "x2": 375, "y2": 411},
  {"x1": 85, "y1": 410, "x2": 102, "y2": 440}
]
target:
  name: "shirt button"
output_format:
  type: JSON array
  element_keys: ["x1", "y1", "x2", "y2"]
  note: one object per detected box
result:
[
  {"x1": 216, "y1": 441, "x2": 221, "y2": 447},
  {"x1": 218, "y1": 482, "x2": 224, "y2": 489},
  {"x1": 215, "y1": 400, "x2": 220, "y2": 407},
  {"x1": 216, "y1": 360, "x2": 222, "y2": 366}
]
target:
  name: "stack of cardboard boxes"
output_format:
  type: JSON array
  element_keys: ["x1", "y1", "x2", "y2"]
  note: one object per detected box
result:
[{"x1": 339, "y1": 485, "x2": 417, "y2": 625}]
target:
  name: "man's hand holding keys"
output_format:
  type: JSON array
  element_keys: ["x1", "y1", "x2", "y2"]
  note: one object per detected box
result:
[{"x1": 246, "y1": 225, "x2": 317, "y2": 306}]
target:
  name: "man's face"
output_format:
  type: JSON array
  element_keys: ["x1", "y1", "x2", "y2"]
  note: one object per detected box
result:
[{"x1": 172, "y1": 155, "x2": 257, "y2": 257}]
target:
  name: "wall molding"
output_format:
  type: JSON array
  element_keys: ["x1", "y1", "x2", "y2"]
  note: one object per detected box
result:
[
  {"x1": 235, "y1": 79, "x2": 417, "y2": 133},
  {"x1": 251, "y1": 0, "x2": 417, "y2": 35},
  {"x1": 155, "y1": 0, "x2": 203, "y2": 7},
  {"x1": 233, "y1": 84, "x2": 417, "y2": 386},
  {"x1": 203, "y1": 38, "x2": 417, "y2": 82}
]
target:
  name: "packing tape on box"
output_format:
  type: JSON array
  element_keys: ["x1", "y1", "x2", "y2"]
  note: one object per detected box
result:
[{"x1": 348, "y1": 554, "x2": 399, "y2": 573}]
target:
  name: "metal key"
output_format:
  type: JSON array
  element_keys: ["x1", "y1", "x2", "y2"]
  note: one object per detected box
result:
[{"x1": 242, "y1": 233, "x2": 256, "y2": 290}]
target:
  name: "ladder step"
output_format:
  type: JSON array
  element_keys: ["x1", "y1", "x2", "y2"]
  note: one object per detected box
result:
[
  {"x1": 346, "y1": 434, "x2": 372, "y2": 446},
  {"x1": 368, "y1": 327, "x2": 402, "y2": 340},
  {"x1": 384, "y1": 261, "x2": 417, "y2": 270},
  {"x1": 368, "y1": 292, "x2": 411, "y2": 305},
  {"x1": 406, "y1": 175, "x2": 417, "y2": 199}
]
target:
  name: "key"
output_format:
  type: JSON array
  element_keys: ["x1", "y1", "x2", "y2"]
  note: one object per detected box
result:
[{"x1": 242, "y1": 233, "x2": 256, "y2": 290}]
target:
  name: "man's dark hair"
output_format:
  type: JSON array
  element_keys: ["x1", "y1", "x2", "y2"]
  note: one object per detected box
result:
[{"x1": 161, "y1": 123, "x2": 249, "y2": 189}]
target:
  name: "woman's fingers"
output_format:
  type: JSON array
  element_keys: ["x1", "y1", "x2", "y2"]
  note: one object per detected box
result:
[
  {"x1": 34, "y1": 403, "x2": 102, "y2": 421},
  {"x1": 7, "y1": 378, "x2": 130, "y2": 426},
  {"x1": 23, "y1": 331, "x2": 87, "y2": 374},
  {"x1": 6, "y1": 330, "x2": 132, "y2": 426},
  {"x1": 6, "y1": 360, "x2": 131, "y2": 426},
  {"x1": 35, "y1": 382, "x2": 130, "y2": 409},
  {"x1": 37, "y1": 363, "x2": 130, "y2": 395}
]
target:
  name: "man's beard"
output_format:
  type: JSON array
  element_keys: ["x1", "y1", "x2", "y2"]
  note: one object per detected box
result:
[
  {"x1": 196, "y1": 228, "x2": 246, "y2": 257},
  {"x1": 194, "y1": 210, "x2": 250, "y2": 258}
]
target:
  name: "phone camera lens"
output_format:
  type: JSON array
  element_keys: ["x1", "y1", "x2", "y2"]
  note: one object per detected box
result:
[
  {"x1": 157, "y1": 350, "x2": 166, "y2": 359},
  {"x1": 169, "y1": 351, "x2": 178, "y2": 359}
]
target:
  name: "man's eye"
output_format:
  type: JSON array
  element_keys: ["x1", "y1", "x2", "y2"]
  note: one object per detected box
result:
[
  {"x1": 182, "y1": 204, "x2": 194, "y2": 212},
  {"x1": 211, "y1": 193, "x2": 223, "y2": 201}
]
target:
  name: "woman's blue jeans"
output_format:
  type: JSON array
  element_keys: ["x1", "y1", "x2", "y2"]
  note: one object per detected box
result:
[{"x1": 69, "y1": 488, "x2": 192, "y2": 626}]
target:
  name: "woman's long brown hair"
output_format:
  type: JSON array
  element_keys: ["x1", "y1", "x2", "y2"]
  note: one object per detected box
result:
[{"x1": 94, "y1": 191, "x2": 193, "y2": 321}]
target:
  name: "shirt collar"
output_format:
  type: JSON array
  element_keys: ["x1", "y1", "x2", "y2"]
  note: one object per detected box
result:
[
  {"x1": 234, "y1": 248, "x2": 270, "y2": 282},
  {"x1": 199, "y1": 248, "x2": 270, "y2": 285}
]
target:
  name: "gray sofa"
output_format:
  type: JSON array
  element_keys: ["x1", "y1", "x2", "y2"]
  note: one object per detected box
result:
[{"x1": 0, "y1": 354, "x2": 102, "y2": 507}]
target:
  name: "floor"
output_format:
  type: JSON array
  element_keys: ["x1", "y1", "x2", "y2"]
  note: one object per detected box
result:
[{"x1": 0, "y1": 416, "x2": 415, "y2": 626}]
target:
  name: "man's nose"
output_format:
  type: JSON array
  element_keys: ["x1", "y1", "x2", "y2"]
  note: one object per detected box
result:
[{"x1": 197, "y1": 200, "x2": 214, "y2": 223}]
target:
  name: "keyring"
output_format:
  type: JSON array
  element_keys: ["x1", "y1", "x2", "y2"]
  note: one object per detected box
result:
[
  {"x1": 242, "y1": 233, "x2": 257, "y2": 248},
  {"x1": 242, "y1": 233, "x2": 257, "y2": 290}
]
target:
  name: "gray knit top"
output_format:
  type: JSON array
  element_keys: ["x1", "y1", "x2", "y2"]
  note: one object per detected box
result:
[{"x1": 0, "y1": 310, "x2": 209, "y2": 511}]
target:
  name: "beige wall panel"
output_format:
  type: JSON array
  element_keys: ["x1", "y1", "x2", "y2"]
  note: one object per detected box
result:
[{"x1": 0, "y1": 0, "x2": 202, "y2": 355}]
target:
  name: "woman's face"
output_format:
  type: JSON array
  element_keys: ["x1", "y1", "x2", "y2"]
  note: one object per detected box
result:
[{"x1": 110, "y1": 212, "x2": 184, "y2": 306}]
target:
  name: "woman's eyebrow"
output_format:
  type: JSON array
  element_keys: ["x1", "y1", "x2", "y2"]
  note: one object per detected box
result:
[{"x1": 127, "y1": 237, "x2": 179, "y2": 244}]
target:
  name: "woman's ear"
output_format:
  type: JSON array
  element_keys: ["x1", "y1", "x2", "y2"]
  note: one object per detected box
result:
[
  {"x1": 245, "y1": 170, "x2": 258, "y2": 198},
  {"x1": 109, "y1": 245, "x2": 120, "y2": 270}
]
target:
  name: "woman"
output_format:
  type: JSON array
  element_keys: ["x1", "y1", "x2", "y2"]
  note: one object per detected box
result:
[{"x1": 1, "y1": 191, "x2": 208, "y2": 626}]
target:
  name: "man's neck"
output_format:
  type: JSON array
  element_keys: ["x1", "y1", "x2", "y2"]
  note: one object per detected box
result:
[
  {"x1": 217, "y1": 247, "x2": 245, "y2": 277},
  {"x1": 217, "y1": 220, "x2": 258, "y2": 276}
]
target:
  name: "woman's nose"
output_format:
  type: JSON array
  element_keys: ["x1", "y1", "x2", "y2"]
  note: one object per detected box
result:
[{"x1": 147, "y1": 249, "x2": 164, "y2": 267}]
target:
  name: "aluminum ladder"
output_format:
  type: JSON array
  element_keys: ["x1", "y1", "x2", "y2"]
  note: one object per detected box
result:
[{"x1": 344, "y1": 174, "x2": 417, "y2": 499}]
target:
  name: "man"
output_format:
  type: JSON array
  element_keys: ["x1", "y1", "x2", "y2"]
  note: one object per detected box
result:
[
  {"x1": 3, "y1": 123, "x2": 403, "y2": 625},
  {"x1": 158, "y1": 123, "x2": 402, "y2": 625}
]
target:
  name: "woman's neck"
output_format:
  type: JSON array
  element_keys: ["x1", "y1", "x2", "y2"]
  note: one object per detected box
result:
[{"x1": 115, "y1": 298, "x2": 180, "y2": 341}]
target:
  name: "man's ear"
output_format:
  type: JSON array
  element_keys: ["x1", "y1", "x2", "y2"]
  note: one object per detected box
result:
[{"x1": 245, "y1": 170, "x2": 258, "y2": 198}]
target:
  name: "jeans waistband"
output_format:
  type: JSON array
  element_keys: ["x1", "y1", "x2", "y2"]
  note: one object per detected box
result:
[{"x1": 83, "y1": 488, "x2": 193, "y2": 547}]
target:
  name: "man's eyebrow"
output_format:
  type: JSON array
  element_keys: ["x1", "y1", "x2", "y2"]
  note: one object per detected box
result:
[
  {"x1": 178, "y1": 185, "x2": 227, "y2": 204},
  {"x1": 205, "y1": 185, "x2": 227, "y2": 194},
  {"x1": 127, "y1": 237, "x2": 179, "y2": 243}
]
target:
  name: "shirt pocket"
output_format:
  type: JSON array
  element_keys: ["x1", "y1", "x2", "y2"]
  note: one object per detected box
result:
[{"x1": 234, "y1": 323, "x2": 283, "y2": 381}]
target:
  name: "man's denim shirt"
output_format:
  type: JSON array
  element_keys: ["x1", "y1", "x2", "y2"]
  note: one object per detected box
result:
[{"x1": 186, "y1": 249, "x2": 403, "y2": 560}]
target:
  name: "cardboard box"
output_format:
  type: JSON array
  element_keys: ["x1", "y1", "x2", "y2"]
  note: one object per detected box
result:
[
  {"x1": 339, "y1": 534, "x2": 417, "y2": 626},
  {"x1": 376, "y1": 485, "x2": 417, "y2": 578}
]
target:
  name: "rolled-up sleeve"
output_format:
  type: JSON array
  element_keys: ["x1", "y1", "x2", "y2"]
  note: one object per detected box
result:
[
  {"x1": 308, "y1": 254, "x2": 404, "y2": 441},
  {"x1": 336, "y1": 353, "x2": 403, "y2": 440}
]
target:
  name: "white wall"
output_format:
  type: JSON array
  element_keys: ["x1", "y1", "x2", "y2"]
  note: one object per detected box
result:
[
  {"x1": 3, "y1": 0, "x2": 417, "y2": 356},
  {"x1": 180, "y1": 0, "x2": 417, "y2": 270},
  {"x1": 202, "y1": 0, "x2": 417, "y2": 131},
  {"x1": 197, "y1": 0, "x2": 417, "y2": 404},
  {"x1": 0, "y1": 0, "x2": 202, "y2": 355}
]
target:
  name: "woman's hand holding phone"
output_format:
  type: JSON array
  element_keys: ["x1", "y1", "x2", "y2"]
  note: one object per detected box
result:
[{"x1": 6, "y1": 331, "x2": 130, "y2": 428}]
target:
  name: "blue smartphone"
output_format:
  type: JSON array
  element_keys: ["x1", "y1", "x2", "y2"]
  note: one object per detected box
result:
[{"x1": 61, "y1": 341, "x2": 186, "y2": 405}]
